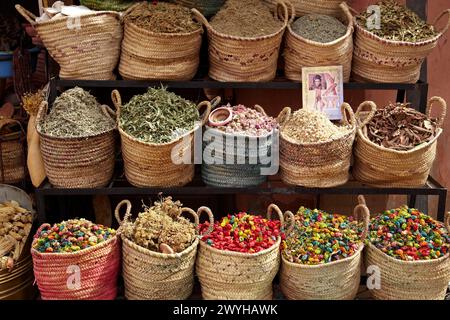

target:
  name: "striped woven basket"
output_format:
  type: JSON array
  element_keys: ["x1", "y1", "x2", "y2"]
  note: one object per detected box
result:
[
  {"x1": 352, "y1": 8, "x2": 450, "y2": 83},
  {"x1": 16, "y1": 5, "x2": 122, "y2": 80},
  {"x1": 115, "y1": 200, "x2": 214, "y2": 300},
  {"x1": 112, "y1": 90, "x2": 211, "y2": 188},
  {"x1": 192, "y1": 0, "x2": 290, "y2": 82},
  {"x1": 266, "y1": 0, "x2": 343, "y2": 17},
  {"x1": 284, "y1": 2, "x2": 353, "y2": 82},
  {"x1": 36, "y1": 101, "x2": 116, "y2": 188},
  {"x1": 80, "y1": 0, "x2": 135, "y2": 11},
  {"x1": 280, "y1": 196, "x2": 370, "y2": 300},
  {"x1": 0, "y1": 119, "x2": 26, "y2": 184},
  {"x1": 365, "y1": 212, "x2": 450, "y2": 300},
  {"x1": 352, "y1": 98, "x2": 447, "y2": 187},
  {"x1": 119, "y1": 2, "x2": 203, "y2": 81}
]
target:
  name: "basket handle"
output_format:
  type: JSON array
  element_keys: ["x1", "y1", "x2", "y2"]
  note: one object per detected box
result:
[
  {"x1": 275, "y1": 0, "x2": 290, "y2": 26},
  {"x1": 341, "y1": 102, "x2": 356, "y2": 127},
  {"x1": 433, "y1": 9, "x2": 450, "y2": 36},
  {"x1": 0, "y1": 118, "x2": 26, "y2": 135},
  {"x1": 191, "y1": 8, "x2": 211, "y2": 30},
  {"x1": 353, "y1": 195, "x2": 370, "y2": 241},
  {"x1": 101, "y1": 105, "x2": 117, "y2": 121},
  {"x1": 340, "y1": 2, "x2": 354, "y2": 30},
  {"x1": 31, "y1": 223, "x2": 51, "y2": 247},
  {"x1": 35, "y1": 101, "x2": 48, "y2": 130},
  {"x1": 198, "y1": 101, "x2": 212, "y2": 126},
  {"x1": 111, "y1": 89, "x2": 122, "y2": 113},
  {"x1": 254, "y1": 104, "x2": 268, "y2": 116},
  {"x1": 122, "y1": 1, "x2": 141, "y2": 19},
  {"x1": 277, "y1": 107, "x2": 292, "y2": 126},
  {"x1": 210, "y1": 96, "x2": 222, "y2": 109},
  {"x1": 159, "y1": 243, "x2": 175, "y2": 254},
  {"x1": 445, "y1": 212, "x2": 450, "y2": 232},
  {"x1": 355, "y1": 101, "x2": 377, "y2": 128},
  {"x1": 267, "y1": 203, "x2": 285, "y2": 226},
  {"x1": 197, "y1": 206, "x2": 215, "y2": 236},
  {"x1": 283, "y1": 210, "x2": 295, "y2": 237},
  {"x1": 114, "y1": 199, "x2": 132, "y2": 227},
  {"x1": 180, "y1": 207, "x2": 200, "y2": 226},
  {"x1": 426, "y1": 96, "x2": 447, "y2": 128},
  {"x1": 15, "y1": 5, "x2": 37, "y2": 25}
]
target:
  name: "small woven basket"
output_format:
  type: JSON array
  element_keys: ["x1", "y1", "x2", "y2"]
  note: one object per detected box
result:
[
  {"x1": 196, "y1": 204, "x2": 286, "y2": 300},
  {"x1": 115, "y1": 200, "x2": 214, "y2": 300},
  {"x1": 80, "y1": 0, "x2": 135, "y2": 11},
  {"x1": 353, "y1": 98, "x2": 447, "y2": 187},
  {"x1": 352, "y1": 8, "x2": 450, "y2": 83},
  {"x1": 278, "y1": 103, "x2": 356, "y2": 188},
  {"x1": 280, "y1": 196, "x2": 370, "y2": 300},
  {"x1": 112, "y1": 90, "x2": 211, "y2": 188},
  {"x1": 36, "y1": 101, "x2": 116, "y2": 188},
  {"x1": 266, "y1": 0, "x2": 343, "y2": 17},
  {"x1": 16, "y1": 5, "x2": 122, "y2": 80},
  {"x1": 119, "y1": 2, "x2": 203, "y2": 81},
  {"x1": 0, "y1": 119, "x2": 26, "y2": 184},
  {"x1": 31, "y1": 223, "x2": 121, "y2": 300},
  {"x1": 284, "y1": 2, "x2": 353, "y2": 82},
  {"x1": 365, "y1": 211, "x2": 450, "y2": 300},
  {"x1": 192, "y1": 0, "x2": 290, "y2": 82}
]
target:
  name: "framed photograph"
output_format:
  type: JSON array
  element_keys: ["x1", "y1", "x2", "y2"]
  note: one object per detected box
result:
[{"x1": 302, "y1": 66, "x2": 344, "y2": 120}]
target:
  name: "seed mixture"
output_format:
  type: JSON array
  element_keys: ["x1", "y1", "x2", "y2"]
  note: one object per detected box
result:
[{"x1": 291, "y1": 14, "x2": 347, "y2": 43}]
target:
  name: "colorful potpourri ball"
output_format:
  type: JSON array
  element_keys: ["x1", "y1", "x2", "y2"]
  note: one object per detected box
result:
[
  {"x1": 282, "y1": 207, "x2": 364, "y2": 265},
  {"x1": 368, "y1": 206, "x2": 450, "y2": 261},
  {"x1": 33, "y1": 218, "x2": 116, "y2": 253},
  {"x1": 199, "y1": 212, "x2": 283, "y2": 253}
]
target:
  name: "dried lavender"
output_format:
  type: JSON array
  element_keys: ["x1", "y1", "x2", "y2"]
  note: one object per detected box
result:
[{"x1": 291, "y1": 14, "x2": 347, "y2": 43}]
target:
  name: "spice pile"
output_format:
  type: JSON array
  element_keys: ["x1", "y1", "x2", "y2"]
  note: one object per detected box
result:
[
  {"x1": 199, "y1": 213, "x2": 282, "y2": 253},
  {"x1": 282, "y1": 109, "x2": 350, "y2": 143},
  {"x1": 122, "y1": 197, "x2": 196, "y2": 253},
  {"x1": 356, "y1": 0, "x2": 437, "y2": 42},
  {"x1": 119, "y1": 87, "x2": 199, "y2": 144},
  {"x1": 364, "y1": 102, "x2": 438, "y2": 151},
  {"x1": 210, "y1": 0, "x2": 283, "y2": 37},
  {"x1": 368, "y1": 207, "x2": 450, "y2": 261},
  {"x1": 125, "y1": 2, "x2": 200, "y2": 33},
  {"x1": 282, "y1": 207, "x2": 364, "y2": 265},
  {"x1": 33, "y1": 218, "x2": 116, "y2": 253},
  {"x1": 38, "y1": 87, "x2": 115, "y2": 138},
  {"x1": 291, "y1": 14, "x2": 347, "y2": 43}
]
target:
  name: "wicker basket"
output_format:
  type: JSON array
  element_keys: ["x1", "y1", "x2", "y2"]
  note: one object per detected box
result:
[
  {"x1": 352, "y1": 8, "x2": 450, "y2": 83},
  {"x1": 172, "y1": 0, "x2": 225, "y2": 16},
  {"x1": 192, "y1": 0, "x2": 290, "y2": 82},
  {"x1": 36, "y1": 101, "x2": 116, "y2": 188},
  {"x1": 353, "y1": 98, "x2": 447, "y2": 187},
  {"x1": 278, "y1": 103, "x2": 356, "y2": 188},
  {"x1": 0, "y1": 119, "x2": 26, "y2": 184},
  {"x1": 280, "y1": 196, "x2": 370, "y2": 300},
  {"x1": 115, "y1": 200, "x2": 214, "y2": 300},
  {"x1": 284, "y1": 2, "x2": 353, "y2": 82},
  {"x1": 112, "y1": 90, "x2": 211, "y2": 188},
  {"x1": 16, "y1": 5, "x2": 122, "y2": 80},
  {"x1": 365, "y1": 211, "x2": 450, "y2": 300},
  {"x1": 266, "y1": 0, "x2": 343, "y2": 17},
  {"x1": 31, "y1": 223, "x2": 121, "y2": 300},
  {"x1": 196, "y1": 204, "x2": 286, "y2": 300},
  {"x1": 80, "y1": 0, "x2": 135, "y2": 11},
  {"x1": 119, "y1": 2, "x2": 203, "y2": 81}
]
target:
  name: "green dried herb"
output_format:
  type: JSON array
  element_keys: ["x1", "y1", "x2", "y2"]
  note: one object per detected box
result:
[
  {"x1": 119, "y1": 86, "x2": 199, "y2": 144},
  {"x1": 291, "y1": 14, "x2": 347, "y2": 43},
  {"x1": 39, "y1": 87, "x2": 115, "y2": 138},
  {"x1": 356, "y1": 0, "x2": 437, "y2": 42}
]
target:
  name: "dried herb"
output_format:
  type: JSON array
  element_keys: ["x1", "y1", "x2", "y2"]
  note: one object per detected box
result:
[
  {"x1": 291, "y1": 14, "x2": 347, "y2": 43},
  {"x1": 364, "y1": 102, "x2": 438, "y2": 151},
  {"x1": 125, "y1": 2, "x2": 200, "y2": 33},
  {"x1": 22, "y1": 89, "x2": 45, "y2": 117},
  {"x1": 38, "y1": 87, "x2": 115, "y2": 138},
  {"x1": 356, "y1": 0, "x2": 437, "y2": 42},
  {"x1": 119, "y1": 86, "x2": 199, "y2": 144}
]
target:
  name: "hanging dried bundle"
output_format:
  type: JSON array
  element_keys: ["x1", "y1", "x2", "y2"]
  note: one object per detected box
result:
[{"x1": 22, "y1": 89, "x2": 45, "y2": 117}]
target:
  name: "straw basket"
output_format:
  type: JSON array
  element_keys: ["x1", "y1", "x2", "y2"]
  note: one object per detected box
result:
[
  {"x1": 266, "y1": 0, "x2": 343, "y2": 17},
  {"x1": 36, "y1": 101, "x2": 116, "y2": 188},
  {"x1": 192, "y1": 1, "x2": 290, "y2": 82},
  {"x1": 80, "y1": 0, "x2": 135, "y2": 11},
  {"x1": 278, "y1": 104, "x2": 356, "y2": 188},
  {"x1": 119, "y1": 2, "x2": 203, "y2": 81},
  {"x1": 280, "y1": 196, "x2": 370, "y2": 300},
  {"x1": 284, "y1": 2, "x2": 353, "y2": 82},
  {"x1": 196, "y1": 204, "x2": 286, "y2": 300},
  {"x1": 353, "y1": 98, "x2": 447, "y2": 187},
  {"x1": 0, "y1": 119, "x2": 26, "y2": 184},
  {"x1": 31, "y1": 223, "x2": 120, "y2": 300},
  {"x1": 365, "y1": 212, "x2": 450, "y2": 300},
  {"x1": 172, "y1": 0, "x2": 225, "y2": 16},
  {"x1": 115, "y1": 200, "x2": 214, "y2": 300},
  {"x1": 352, "y1": 8, "x2": 450, "y2": 83},
  {"x1": 112, "y1": 90, "x2": 211, "y2": 188},
  {"x1": 15, "y1": 5, "x2": 122, "y2": 80}
]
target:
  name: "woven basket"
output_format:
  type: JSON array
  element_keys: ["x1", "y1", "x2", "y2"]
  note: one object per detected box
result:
[
  {"x1": 365, "y1": 212, "x2": 450, "y2": 300},
  {"x1": 280, "y1": 196, "x2": 370, "y2": 300},
  {"x1": 266, "y1": 0, "x2": 343, "y2": 17},
  {"x1": 353, "y1": 98, "x2": 447, "y2": 187},
  {"x1": 16, "y1": 5, "x2": 122, "y2": 80},
  {"x1": 196, "y1": 204, "x2": 287, "y2": 300},
  {"x1": 352, "y1": 8, "x2": 450, "y2": 83},
  {"x1": 36, "y1": 101, "x2": 116, "y2": 188},
  {"x1": 278, "y1": 103, "x2": 356, "y2": 188},
  {"x1": 115, "y1": 200, "x2": 214, "y2": 300},
  {"x1": 119, "y1": 2, "x2": 203, "y2": 81},
  {"x1": 284, "y1": 2, "x2": 353, "y2": 82},
  {"x1": 192, "y1": 0, "x2": 290, "y2": 82},
  {"x1": 31, "y1": 223, "x2": 121, "y2": 300},
  {"x1": 80, "y1": 0, "x2": 135, "y2": 11},
  {"x1": 172, "y1": 0, "x2": 225, "y2": 16},
  {"x1": 112, "y1": 90, "x2": 211, "y2": 188},
  {"x1": 0, "y1": 119, "x2": 26, "y2": 184}
]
